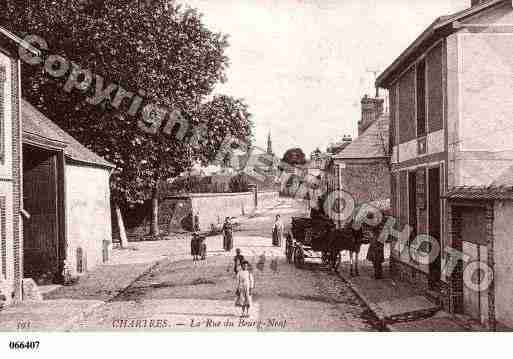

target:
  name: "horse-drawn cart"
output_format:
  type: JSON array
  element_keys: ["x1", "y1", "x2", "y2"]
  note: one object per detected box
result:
[
  {"x1": 287, "y1": 213, "x2": 367, "y2": 272},
  {"x1": 287, "y1": 200, "x2": 392, "y2": 274},
  {"x1": 286, "y1": 216, "x2": 336, "y2": 268}
]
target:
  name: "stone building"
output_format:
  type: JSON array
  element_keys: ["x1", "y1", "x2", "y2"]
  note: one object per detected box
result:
[
  {"x1": 325, "y1": 94, "x2": 390, "y2": 226},
  {"x1": 0, "y1": 27, "x2": 114, "y2": 306},
  {"x1": 376, "y1": 0, "x2": 513, "y2": 329}
]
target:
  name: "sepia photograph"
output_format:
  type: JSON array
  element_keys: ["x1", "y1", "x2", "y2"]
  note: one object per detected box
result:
[{"x1": 0, "y1": 0, "x2": 513, "y2": 355}]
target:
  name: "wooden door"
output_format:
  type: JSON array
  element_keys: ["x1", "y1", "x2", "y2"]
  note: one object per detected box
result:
[
  {"x1": 428, "y1": 167, "x2": 441, "y2": 288},
  {"x1": 23, "y1": 145, "x2": 60, "y2": 284}
]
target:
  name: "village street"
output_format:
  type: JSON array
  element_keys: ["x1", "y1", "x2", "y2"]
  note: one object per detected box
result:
[{"x1": 67, "y1": 199, "x2": 380, "y2": 332}]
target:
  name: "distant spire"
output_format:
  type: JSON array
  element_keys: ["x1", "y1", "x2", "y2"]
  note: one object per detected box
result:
[{"x1": 267, "y1": 130, "x2": 273, "y2": 155}]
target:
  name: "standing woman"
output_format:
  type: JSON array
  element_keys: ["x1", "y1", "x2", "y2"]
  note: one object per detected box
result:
[
  {"x1": 272, "y1": 215, "x2": 284, "y2": 247},
  {"x1": 222, "y1": 217, "x2": 233, "y2": 252},
  {"x1": 235, "y1": 261, "x2": 254, "y2": 318}
]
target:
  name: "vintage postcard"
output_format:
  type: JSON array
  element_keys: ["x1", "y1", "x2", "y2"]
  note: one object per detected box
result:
[{"x1": 1, "y1": 0, "x2": 513, "y2": 353}]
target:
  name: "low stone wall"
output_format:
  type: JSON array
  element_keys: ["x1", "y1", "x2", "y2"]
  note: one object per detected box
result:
[
  {"x1": 120, "y1": 191, "x2": 280, "y2": 240},
  {"x1": 190, "y1": 192, "x2": 254, "y2": 232},
  {"x1": 257, "y1": 191, "x2": 280, "y2": 209}
]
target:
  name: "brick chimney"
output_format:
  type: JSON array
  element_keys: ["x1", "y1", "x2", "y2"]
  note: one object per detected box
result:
[
  {"x1": 358, "y1": 94, "x2": 384, "y2": 136},
  {"x1": 470, "y1": 0, "x2": 489, "y2": 6}
]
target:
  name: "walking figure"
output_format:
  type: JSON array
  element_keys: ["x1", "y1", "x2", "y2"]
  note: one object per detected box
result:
[
  {"x1": 222, "y1": 217, "x2": 233, "y2": 252},
  {"x1": 191, "y1": 233, "x2": 200, "y2": 262},
  {"x1": 272, "y1": 215, "x2": 284, "y2": 247}
]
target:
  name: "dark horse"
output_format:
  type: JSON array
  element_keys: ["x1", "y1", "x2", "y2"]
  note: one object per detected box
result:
[{"x1": 325, "y1": 222, "x2": 364, "y2": 276}]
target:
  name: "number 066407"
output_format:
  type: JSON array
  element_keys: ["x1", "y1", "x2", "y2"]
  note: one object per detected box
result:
[{"x1": 9, "y1": 341, "x2": 40, "y2": 350}]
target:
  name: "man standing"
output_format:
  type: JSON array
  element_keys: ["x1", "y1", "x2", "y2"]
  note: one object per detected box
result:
[{"x1": 366, "y1": 226, "x2": 384, "y2": 279}]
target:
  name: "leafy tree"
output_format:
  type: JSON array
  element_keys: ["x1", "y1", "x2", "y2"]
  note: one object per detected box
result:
[
  {"x1": 281, "y1": 148, "x2": 307, "y2": 167},
  {"x1": 1, "y1": 0, "x2": 252, "y2": 236}
]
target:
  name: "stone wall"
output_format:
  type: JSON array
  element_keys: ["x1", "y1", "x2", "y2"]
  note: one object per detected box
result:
[
  {"x1": 65, "y1": 164, "x2": 112, "y2": 276},
  {"x1": 190, "y1": 192, "x2": 254, "y2": 232},
  {"x1": 256, "y1": 191, "x2": 280, "y2": 209},
  {"x1": 340, "y1": 159, "x2": 390, "y2": 205},
  {"x1": 121, "y1": 191, "x2": 280, "y2": 239}
]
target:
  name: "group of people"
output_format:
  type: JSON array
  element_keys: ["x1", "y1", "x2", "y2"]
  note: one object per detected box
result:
[
  {"x1": 230, "y1": 214, "x2": 284, "y2": 318},
  {"x1": 190, "y1": 233, "x2": 207, "y2": 262},
  {"x1": 197, "y1": 211, "x2": 384, "y2": 319}
]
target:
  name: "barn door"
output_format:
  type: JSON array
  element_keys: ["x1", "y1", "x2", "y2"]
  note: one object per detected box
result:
[{"x1": 23, "y1": 145, "x2": 61, "y2": 284}]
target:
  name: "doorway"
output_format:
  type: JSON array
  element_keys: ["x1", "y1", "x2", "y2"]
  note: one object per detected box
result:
[
  {"x1": 408, "y1": 171, "x2": 417, "y2": 245},
  {"x1": 428, "y1": 166, "x2": 441, "y2": 289},
  {"x1": 22, "y1": 144, "x2": 65, "y2": 284}
]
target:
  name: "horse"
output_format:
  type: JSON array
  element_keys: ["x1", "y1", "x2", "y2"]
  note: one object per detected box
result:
[{"x1": 325, "y1": 222, "x2": 364, "y2": 276}]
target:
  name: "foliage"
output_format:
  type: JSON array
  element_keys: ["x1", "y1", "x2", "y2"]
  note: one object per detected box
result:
[
  {"x1": 1, "y1": 0, "x2": 252, "y2": 205},
  {"x1": 281, "y1": 147, "x2": 307, "y2": 167}
]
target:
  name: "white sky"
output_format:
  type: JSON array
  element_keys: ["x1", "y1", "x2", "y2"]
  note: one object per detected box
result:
[{"x1": 183, "y1": 0, "x2": 470, "y2": 157}]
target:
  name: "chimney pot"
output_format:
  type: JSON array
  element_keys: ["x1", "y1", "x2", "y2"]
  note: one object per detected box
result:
[
  {"x1": 471, "y1": 0, "x2": 487, "y2": 6},
  {"x1": 359, "y1": 95, "x2": 384, "y2": 136}
]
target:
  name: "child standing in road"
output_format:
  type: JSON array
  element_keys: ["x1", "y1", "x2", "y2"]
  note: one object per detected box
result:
[
  {"x1": 235, "y1": 261, "x2": 254, "y2": 318},
  {"x1": 233, "y1": 248, "x2": 244, "y2": 273}
]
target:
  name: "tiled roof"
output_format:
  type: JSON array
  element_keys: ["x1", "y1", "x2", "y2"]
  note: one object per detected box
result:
[
  {"x1": 333, "y1": 115, "x2": 389, "y2": 160},
  {"x1": 444, "y1": 186, "x2": 513, "y2": 201},
  {"x1": 22, "y1": 99, "x2": 115, "y2": 168}
]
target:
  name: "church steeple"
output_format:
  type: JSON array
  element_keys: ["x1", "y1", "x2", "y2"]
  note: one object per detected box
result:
[{"x1": 266, "y1": 131, "x2": 273, "y2": 155}]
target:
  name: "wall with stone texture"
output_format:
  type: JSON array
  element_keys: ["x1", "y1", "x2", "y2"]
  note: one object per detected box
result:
[
  {"x1": 339, "y1": 159, "x2": 390, "y2": 205},
  {"x1": 190, "y1": 192, "x2": 255, "y2": 231},
  {"x1": 65, "y1": 164, "x2": 112, "y2": 276},
  {"x1": 493, "y1": 201, "x2": 513, "y2": 328},
  {"x1": 122, "y1": 191, "x2": 280, "y2": 238},
  {"x1": 257, "y1": 191, "x2": 280, "y2": 209}
]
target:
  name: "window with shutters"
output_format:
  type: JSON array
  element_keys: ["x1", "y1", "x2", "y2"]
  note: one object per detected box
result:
[{"x1": 416, "y1": 59, "x2": 427, "y2": 137}]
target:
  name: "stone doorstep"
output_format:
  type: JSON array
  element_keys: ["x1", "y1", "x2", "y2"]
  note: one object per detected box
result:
[
  {"x1": 377, "y1": 295, "x2": 440, "y2": 321},
  {"x1": 339, "y1": 273, "x2": 441, "y2": 330}
]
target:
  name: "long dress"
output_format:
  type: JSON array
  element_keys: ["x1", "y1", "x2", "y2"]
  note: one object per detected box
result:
[
  {"x1": 272, "y1": 221, "x2": 284, "y2": 246},
  {"x1": 235, "y1": 269, "x2": 254, "y2": 308},
  {"x1": 223, "y1": 222, "x2": 233, "y2": 251}
]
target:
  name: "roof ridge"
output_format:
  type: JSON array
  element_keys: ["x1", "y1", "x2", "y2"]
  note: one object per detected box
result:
[{"x1": 21, "y1": 99, "x2": 115, "y2": 169}]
